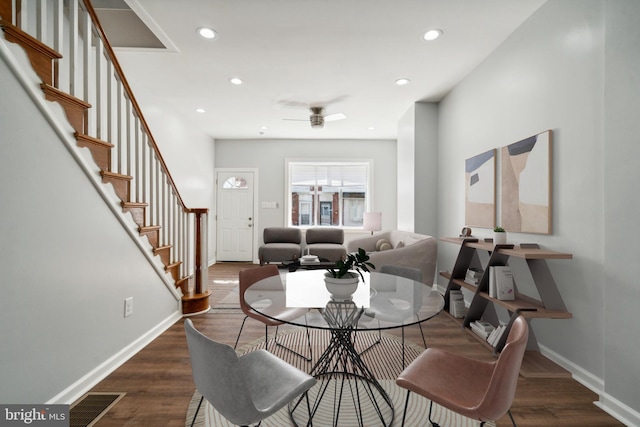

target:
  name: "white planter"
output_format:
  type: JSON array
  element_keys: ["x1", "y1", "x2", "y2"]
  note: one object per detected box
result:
[
  {"x1": 324, "y1": 273, "x2": 359, "y2": 301},
  {"x1": 494, "y1": 231, "x2": 507, "y2": 245}
]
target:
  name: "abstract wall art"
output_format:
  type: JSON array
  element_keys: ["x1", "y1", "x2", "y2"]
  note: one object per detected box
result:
[
  {"x1": 500, "y1": 130, "x2": 552, "y2": 234},
  {"x1": 465, "y1": 149, "x2": 496, "y2": 228}
]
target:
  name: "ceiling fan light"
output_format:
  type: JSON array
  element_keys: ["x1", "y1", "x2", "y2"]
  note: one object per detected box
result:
[{"x1": 310, "y1": 115, "x2": 324, "y2": 128}]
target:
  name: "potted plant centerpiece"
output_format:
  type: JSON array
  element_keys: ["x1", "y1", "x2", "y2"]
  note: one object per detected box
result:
[
  {"x1": 493, "y1": 226, "x2": 507, "y2": 245},
  {"x1": 325, "y1": 248, "x2": 375, "y2": 300}
]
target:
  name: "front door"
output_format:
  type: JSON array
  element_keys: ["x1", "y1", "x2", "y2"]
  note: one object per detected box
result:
[{"x1": 216, "y1": 171, "x2": 255, "y2": 261}]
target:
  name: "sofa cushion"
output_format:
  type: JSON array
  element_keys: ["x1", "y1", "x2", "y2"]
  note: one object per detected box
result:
[
  {"x1": 263, "y1": 227, "x2": 301, "y2": 244},
  {"x1": 306, "y1": 228, "x2": 344, "y2": 244}
]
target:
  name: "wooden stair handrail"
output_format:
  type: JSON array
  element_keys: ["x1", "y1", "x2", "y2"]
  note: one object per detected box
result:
[{"x1": 81, "y1": 0, "x2": 201, "y2": 214}]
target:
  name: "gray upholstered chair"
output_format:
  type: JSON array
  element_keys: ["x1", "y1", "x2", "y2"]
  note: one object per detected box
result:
[
  {"x1": 258, "y1": 227, "x2": 302, "y2": 265},
  {"x1": 396, "y1": 316, "x2": 529, "y2": 427},
  {"x1": 304, "y1": 227, "x2": 347, "y2": 262},
  {"x1": 184, "y1": 319, "x2": 316, "y2": 427}
]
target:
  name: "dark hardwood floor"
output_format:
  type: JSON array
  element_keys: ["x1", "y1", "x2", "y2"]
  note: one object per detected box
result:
[{"x1": 84, "y1": 262, "x2": 624, "y2": 426}]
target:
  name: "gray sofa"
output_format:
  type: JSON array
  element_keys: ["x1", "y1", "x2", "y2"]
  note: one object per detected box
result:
[
  {"x1": 258, "y1": 227, "x2": 302, "y2": 265},
  {"x1": 346, "y1": 230, "x2": 437, "y2": 285},
  {"x1": 304, "y1": 228, "x2": 347, "y2": 262}
]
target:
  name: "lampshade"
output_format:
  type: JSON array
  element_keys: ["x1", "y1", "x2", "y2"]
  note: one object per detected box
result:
[{"x1": 362, "y1": 212, "x2": 382, "y2": 235}]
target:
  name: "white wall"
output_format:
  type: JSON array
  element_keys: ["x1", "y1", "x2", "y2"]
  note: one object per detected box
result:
[
  {"x1": 0, "y1": 51, "x2": 180, "y2": 403},
  {"x1": 437, "y1": 0, "x2": 639, "y2": 422},
  {"x1": 215, "y1": 139, "x2": 397, "y2": 252},
  {"x1": 397, "y1": 102, "x2": 439, "y2": 235},
  {"x1": 602, "y1": 0, "x2": 640, "y2": 419},
  {"x1": 397, "y1": 105, "x2": 416, "y2": 232}
]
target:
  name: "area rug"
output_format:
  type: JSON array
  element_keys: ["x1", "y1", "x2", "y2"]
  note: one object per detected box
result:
[{"x1": 185, "y1": 329, "x2": 495, "y2": 427}]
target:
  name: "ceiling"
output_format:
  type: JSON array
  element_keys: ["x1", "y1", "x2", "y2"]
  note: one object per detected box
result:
[{"x1": 94, "y1": 0, "x2": 546, "y2": 140}]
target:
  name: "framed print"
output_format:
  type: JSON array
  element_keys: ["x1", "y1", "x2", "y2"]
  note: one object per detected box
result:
[
  {"x1": 500, "y1": 130, "x2": 552, "y2": 234},
  {"x1": 465, "y1": 149, "x2": 496, "y2": 228}
]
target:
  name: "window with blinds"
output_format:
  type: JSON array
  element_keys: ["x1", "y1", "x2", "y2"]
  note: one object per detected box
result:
[{"x1": 287, "y1": 161, "x2": 370, "y2": 227}]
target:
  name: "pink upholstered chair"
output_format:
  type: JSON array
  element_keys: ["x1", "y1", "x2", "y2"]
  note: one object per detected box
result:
[
  {"x1": 396, "y1": 316, "x2": 529, "y2": 427},
  {"x1": 234, "y1": 265, "x2": 312, "y2": 361}
]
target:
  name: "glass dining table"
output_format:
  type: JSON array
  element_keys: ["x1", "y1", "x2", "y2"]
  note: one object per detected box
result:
[{"x1": 244, "y1": 269, "x2": 444, "y2": 427}]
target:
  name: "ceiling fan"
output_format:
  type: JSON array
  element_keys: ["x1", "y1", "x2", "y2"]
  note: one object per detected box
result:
[{"x1": 284, "y1": 106, "x2": 347, "y2": 129}]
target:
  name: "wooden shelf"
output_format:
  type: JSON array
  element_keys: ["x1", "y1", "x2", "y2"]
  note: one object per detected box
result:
[
  {"x1": 439, "y1": 237, "x2": 573, "y2": 378},
  {"x1": 440, "y1": 237, "x2": 573, "y2": 260},
  {"x1": 442, "y1": 311, "x2": 572, "y2": 378}
]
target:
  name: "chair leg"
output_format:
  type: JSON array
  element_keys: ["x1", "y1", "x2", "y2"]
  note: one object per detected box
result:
[
  {"x1": 507, "y1": 409, "x2": 518, "y2": 426},
  {"x1": 190, "y1": 395, "x2": 204, "y2": 427},
  {"x1": 402, "y1": 325, "x2": 406, "y2": 369},
  {"x1": 274, "y1": 323, "x2": 313, "y2": 362},
  {"x1": 400, "y1": 390, "x2": 411, "y2": 426},
  {"x1": 427, "y1": 400, "x2": 441, "y2": 427},
  {"x1": 417, "y1": 322, "x2": 427, "y2": 348},
  {"x1": 234, "y1": 315, "x2": 249, "y2": 350}
]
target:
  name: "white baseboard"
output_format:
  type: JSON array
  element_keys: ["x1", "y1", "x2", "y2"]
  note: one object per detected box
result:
[
  {"x1": 539, "y1": 344, "x2": 639, "y2": 426},
  {"x1": 47, "y1": 311, "x2": 182, "y2": 405}
]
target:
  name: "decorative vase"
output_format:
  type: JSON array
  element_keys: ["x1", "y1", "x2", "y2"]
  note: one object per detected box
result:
[
  {"x1": 494, "y1": 231, "x2": 507, "y2": 245},
  {"x1": 324, "y1": 272, "x2": 359, "y2": 301}
]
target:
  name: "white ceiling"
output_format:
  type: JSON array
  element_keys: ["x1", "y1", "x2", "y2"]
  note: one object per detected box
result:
[{"x1": 101, "y1": 0, "x2": 546, "y2": 140}]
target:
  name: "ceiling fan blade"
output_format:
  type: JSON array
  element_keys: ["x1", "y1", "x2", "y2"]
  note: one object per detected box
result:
[
  {"x1": 324, "y1": 112, "x2": 347, "y2": 122},
  {"x1": 283, "y1": 118, "x2": 308, "y2": 121}
]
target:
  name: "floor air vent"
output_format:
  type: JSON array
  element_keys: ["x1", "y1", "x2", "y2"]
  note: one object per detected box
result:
[{"x1": 70, "y1": 392, "x2": 125, "y2": 427}]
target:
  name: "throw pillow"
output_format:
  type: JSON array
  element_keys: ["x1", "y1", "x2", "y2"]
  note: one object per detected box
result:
[
  {"x1": 379, "y1": 242, "x2": 392, "y2": 251},
  {"x1": 376, "y1": 239, "x2": 390, "y2": 251}
]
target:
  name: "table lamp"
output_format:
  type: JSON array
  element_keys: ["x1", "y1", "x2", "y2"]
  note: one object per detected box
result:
[{"x1": 362, "y1": 212, "x2": 382, "y2": 235}]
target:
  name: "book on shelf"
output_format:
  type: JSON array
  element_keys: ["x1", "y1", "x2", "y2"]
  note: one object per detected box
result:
[
  {"x1": 489, "y1": 266, "x2": 515, "y2": 300},
  {"x1": 470, "y1": 320, "x2": 495, "y2": 340},
  {"x1": 487, "y1": 324, "x2": 507, "y2": 347},
  {"x1": 449, "y1": 289, "x2": 467, "y2": 318},
  {"x1": 464, "y1": 268, "x2": 483, "y2": 286}
]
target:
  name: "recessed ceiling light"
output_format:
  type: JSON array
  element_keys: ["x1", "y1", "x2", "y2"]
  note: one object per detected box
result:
[
  {"x1": 423, "y1": 29, "x2": 443, "y2": 41},
  {"x1": 368, "y1": 127, "x2": 376, "y2": 131},
  {"x1": 395, "y1": 78, "x2": 410, "y2": 86},
  {"x1": 229, "y1": 77, "x2": 243, "y2": 85},
  {"x1": 195, "y1": 108, "x2": 206, "y2": 113},
  {"x1": 260, "y1": 126, "x2": 269, "y2": 131},
  {"x1": 197, "y1": 27, "x2": 217, "y2": 40}
]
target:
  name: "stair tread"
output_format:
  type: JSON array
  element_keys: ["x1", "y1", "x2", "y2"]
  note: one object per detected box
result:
[
  {"x1": 41, "y1": 83, "x2": 91, "y2": 108},
  {"x1": 122, "y1": 202, "x2": 148, "y2": 208},
  {"x1": 101, "y1": 171, "x2": 132, "y2": 180},
  {"x1": 139, "y1": 225, "x2": 161, "y2": 232},
  {"x1": 75, "y1": 132, "x2": 114, "y2": 148},
  {"x1": 1, "y1": 22, "x2": 62, "y2": 59}
]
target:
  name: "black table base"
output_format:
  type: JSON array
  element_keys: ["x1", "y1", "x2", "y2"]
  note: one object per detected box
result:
[{"x1": 289, "y1": 301, "x2": 394, "y2": 427}]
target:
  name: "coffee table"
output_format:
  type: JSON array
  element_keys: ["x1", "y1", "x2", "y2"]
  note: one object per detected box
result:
[
  {"x1": 281, "y1": 257, "x2": 335, "y2": 272},
  {"x1": 245, "y1": 270, "x2": 444, "y2": 426}
]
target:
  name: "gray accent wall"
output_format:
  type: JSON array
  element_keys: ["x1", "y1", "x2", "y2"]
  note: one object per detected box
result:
[{"x1": 436, "y1": 0, "x2": 639, "y2": 422}]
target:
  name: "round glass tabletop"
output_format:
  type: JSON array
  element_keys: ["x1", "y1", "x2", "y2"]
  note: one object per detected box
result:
[{"x1": 245, "y1": 270, "x2": 444, "y2": 331}]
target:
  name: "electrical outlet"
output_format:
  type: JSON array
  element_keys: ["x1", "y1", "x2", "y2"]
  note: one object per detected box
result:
[{"x1": 124, "y1": 297, "x2": 133, "y2": 317}]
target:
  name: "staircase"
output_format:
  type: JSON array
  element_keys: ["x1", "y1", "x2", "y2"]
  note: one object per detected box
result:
[{"x1": 0, "y1": 0, "x2": 211, "y2": 314}]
